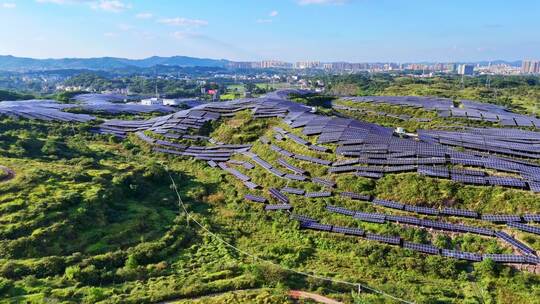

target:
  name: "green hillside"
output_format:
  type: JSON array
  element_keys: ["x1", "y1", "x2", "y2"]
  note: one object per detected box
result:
[{"x1": 0, "y1": 81, "x2": 539, "y2": 303}]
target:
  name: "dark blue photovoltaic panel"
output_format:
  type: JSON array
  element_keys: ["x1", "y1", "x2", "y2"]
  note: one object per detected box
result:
[
  {"x1": 354, "y1": 212, "x2": 386, "y2": 223},
  {"x1": 507, "y1": 222, "x2": 540, "y2": 236},
  {"x1": 284, "y1": 174, "x2": 307, "y2": 181},
  {"x1": 372, "y1": 199, "x2": 404, "y2": 210},
  {"x1": 483, "y1": 254, "x2": 526, "y2": 263},
  {"x1": 495, "y1": 231, "x2": 536, "y2": 255},
  {"x1": 481, "y1": 214, "x2": 522, "y2": 223},
  {"x1": 311, "y1": 177, "x2": 336, "y2": 188},
  {"x1": 440, "y1": 208, "x2": 478, "y2": 218},
  {"x1": 268, "y1": 188, "x2": 289, "y2": 204},
  {"x1": 300, "y1": 221, "x2": 333, "y2": 231},
  {"x1": 340, "y1": 192, "x2": 371, "y2": 201},
  {"x1": 244, "y1": 194, "x2": 267, "y2": 203},
  {"x1": 441, "y1": 249, "x2": 482, "y2": 262},
  {"x1": 404, "y1": 205, "x2": 439, "y2": 215},
  {"x1": 326, "y1": 205, "x2": 356, "y2": 216},
  {"x1": 403, "y1": 241, "x2": 440, "y2": 255},
  {"x1": 523, "y1": 214, "x2": 540, "y2": 222},
  {"x1": 281, "y1": 187, "x2": 305, "y2": 195},
  {"x1": 366, "y1": 233, "x2": 401, "y2": 245},
  {"x1": 305, "y1": 191, "x2": 332, "y2": 198},
  {"x1": 265, "y1": 204, "x2": 292, "y2": 211},
  {"x1": 386, "y1": 215, "x2": 421, "y2": 225},
  {"x1": 332, "y1": 225, "x2": 365, "y2": 236}
]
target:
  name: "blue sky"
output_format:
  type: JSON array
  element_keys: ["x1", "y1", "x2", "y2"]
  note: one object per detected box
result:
[{"x1": 0, "y1": 0, "x2": 539, "y2": 62}]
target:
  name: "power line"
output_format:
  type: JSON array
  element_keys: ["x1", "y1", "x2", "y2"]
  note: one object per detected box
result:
[{"x1": 165, "y1": 168, "x2": 415, "y2": 304}]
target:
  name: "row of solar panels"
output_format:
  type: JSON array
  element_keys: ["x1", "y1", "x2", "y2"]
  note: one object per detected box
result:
[
  {"x1": 338, "y1": 191, "x2": 540, "y2": 223},
  {"x1": 294, "y1": 215, "x2": 539, "y2": 264},
  {"x1": 327, "y1": 204, "x2": 537, "y2": 255}
]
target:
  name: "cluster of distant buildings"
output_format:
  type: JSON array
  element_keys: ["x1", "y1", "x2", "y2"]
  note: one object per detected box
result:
[
  {"x1": 521, "y1": 60, "x2": 540, "y2": 74},
  {"x1": 228, "y1": 61, "x2": 481, "y2": 75},
  {"x1": 228, "y1": 60, "x2": 540, "y2": 76}
]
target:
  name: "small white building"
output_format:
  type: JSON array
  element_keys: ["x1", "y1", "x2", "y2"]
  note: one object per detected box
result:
[{"x1": 140, "y1": 97, "x2": 180, "y2": 106}]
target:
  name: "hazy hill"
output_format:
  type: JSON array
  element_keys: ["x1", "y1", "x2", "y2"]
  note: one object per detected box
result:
[{"x1": 0, "y1": 55, "x2": 230, "y2": 72}]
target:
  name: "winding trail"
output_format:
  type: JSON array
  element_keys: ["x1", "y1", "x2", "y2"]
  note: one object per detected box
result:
[{"x1": 289, "y1": 290, "x2": 344, "y2": 304}]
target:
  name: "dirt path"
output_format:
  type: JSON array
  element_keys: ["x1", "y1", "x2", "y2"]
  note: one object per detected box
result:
[
  {"x1": 289, "y1": 290, "x2": 343, "y2": 304},
  {"x1": 0, "y1": 166, "x2": 15, "y2": 182},
  {"x1": 159, "y1": 288, "x2": 265, "y2": 303}
]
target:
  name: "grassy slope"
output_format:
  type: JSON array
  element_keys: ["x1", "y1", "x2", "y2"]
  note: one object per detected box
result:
[{"x1": 0, "y1": 99, "x2": 539, "y2": 303}]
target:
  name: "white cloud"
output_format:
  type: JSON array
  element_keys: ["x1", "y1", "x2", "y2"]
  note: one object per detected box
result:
[
  {"x1": 36, "y1": 0, "x2": 130, "y2": 12},
  {"x1": 104, "y1": 32, "x2": 117, "y2": 37},
  {"x1": 36, "y1": 0, "x2": 92, "y2": 4},
  {"x1": 1, "y1": 2, "x2": 16, "y2": 8},
  {"x1": 91, "y1": 0, "x2": 130, "y2": 13},
  {"x1": 158, "y1": 17, "x2": 208, "y2": 27},
  {"x1": 269, "y1": 10, "x2": 278, "y2": 17},
  {"x1": 297, "y1": 0, "x2": 347, "y2": 5},
  {"x1": 117, "y1": 23, "x2": 133, "y2": 31},
  {"x1": 135, "y1": 12, "x2": 153, "y2": 19}
]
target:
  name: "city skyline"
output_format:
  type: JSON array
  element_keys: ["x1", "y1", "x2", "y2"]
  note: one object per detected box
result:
[{"x1": 0, "y1": 0, "x2": 539, "y2": 62}]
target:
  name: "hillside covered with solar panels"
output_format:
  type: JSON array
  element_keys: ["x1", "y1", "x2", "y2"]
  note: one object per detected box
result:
[{"x1": 0, "y1": 88, "x2": 539, "y2": 303}]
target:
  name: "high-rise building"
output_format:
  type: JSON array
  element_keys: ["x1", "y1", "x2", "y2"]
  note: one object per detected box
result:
[
  {"x1": 259, "y1": 60, "x2": 292, "y2": 69},
  {"x1": 295, "y1": 61, "x2": 321, "y2": 69},
  {"x1": 458, "y1": 64, "x2": 474, "y2": 75},
  {"x1": 522, "y1": 60, "x2": 540, "y2": 74}
]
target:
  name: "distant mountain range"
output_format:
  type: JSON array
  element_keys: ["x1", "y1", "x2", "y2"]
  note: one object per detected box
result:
[
  {"x1": 0, "y1": 55, "x2": 523, "y2": 72},
  {"x1": 0, "y1": 55, "x2": 230, "y2": 72}
]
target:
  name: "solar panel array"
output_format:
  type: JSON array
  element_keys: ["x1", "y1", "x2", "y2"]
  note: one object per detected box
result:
[
  {"x1": 341, "y1": 96, "x2": 540, "y2": 128},
  {"x1": 61, "y1": 89, "x2": 538, "y2": 267}
]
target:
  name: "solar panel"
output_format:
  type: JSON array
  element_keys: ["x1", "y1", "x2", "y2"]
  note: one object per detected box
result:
[
  {"x1": 311, "y1": 177, "x2": 336, "y2": 188},
  {"x1": 524, "y1": 255, "x2": 540, "y2": 264},
  {"x1": 386, "y1": 215, "x2": 421, "y2": 225},
  {"x1": 268, "y1": 188, "x2": 289, "y2": 204},
  {"x1": 294, "y1": 154, "x2": 332, "y2": 166},
  {"x1": 265, "y1": 204, "x2": 292, "y2": 211},
  {"x1": 277, "y1": 158, "x2": 306, "y2": 175},
  {"x1": 332, "y1": 225, "x2": 365, "y2": 236},
  {"x1": 523, "y1": 214, "x2": 540, "y2": 222},
  {"x1": 284, "y1": 174, "x2": 308, "y2": 181},
  {"x1": 452, "y1": 224, "x2": 494, "y2": 236},
  {"x1": 281, "y1": 187, "x2": 305, "y2": 195},
  {"x1": 305, "y1": 191, "x2": 332, "y2": 198},
  {"x1": 243, "y1": 181, "x2": 260, "y2": 189},
  {"x1": 366, "y1": 233, "x2": 401, "y2": 245},
  {"x1": 269, "y1": 168, "x2": 286, "y2": 177},
  {"x1": 356, "y1": 171, "x2": 384, "y2": 179},
  {"x1": 440, "y1": 208, "x2": 479, "y2": 218},
  {"x1": 483, "y1": 254, "x2": 526, "y2": 264},
  {"x1": 481, "y1": 214, "x2": 522, "y2": 223},
  {"x1": 403, "y1": 241, "x2": 440, "y2": 255},
  {"x1": 507, "y1": 222, "x2": 540, "y2": 235},
  {"x1": 495, "y1": 231, "x2": 536, "y2": 255},
  {"x1": 441, "y1": 249, "x2": 482, "y2": 262},
  {"x1": 354, "y1": 212, "x2": 386, "y2": 223},
  {"x1": 372, "y1": 199, "x2": 404, "y2": 210},
  {"x1": 340, "y1": 192, "x2": 371, "y2": 201},
  {"x1": 404, "y1": 205, "x2": 439, "y2": 215},
  {"x1": 300, "y1": 221, "x2": 333, "y2": 231},
  {"x1": 244, "y1": 194, "x2": 267, "y2": 203},
  {"x1": 326, "y1": 205, "x2": 356, "y2": 216}
]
